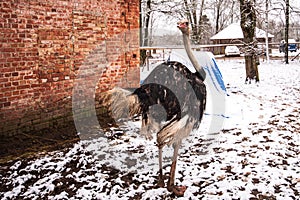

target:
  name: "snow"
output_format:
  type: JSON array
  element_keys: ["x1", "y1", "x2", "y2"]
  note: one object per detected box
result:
[
  {"x1": 1, "y1": 58, "x2": 300, "y2": 199},
  {"x1": 210, "y1": 23, "x2": 274, "y2": 40}
]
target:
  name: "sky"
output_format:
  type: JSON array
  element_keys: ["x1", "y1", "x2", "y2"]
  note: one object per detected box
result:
[{"x1": 290, "y1": 0, "x2": 300, "y2": 8}]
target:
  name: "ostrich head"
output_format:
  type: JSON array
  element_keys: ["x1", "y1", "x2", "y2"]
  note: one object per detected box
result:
[
  {"x1": 176, "y1": 19, "x2": 206, "y2": 80},
  {"x1": 177, "y1": 19, "x2": 190, "y2": 35}
]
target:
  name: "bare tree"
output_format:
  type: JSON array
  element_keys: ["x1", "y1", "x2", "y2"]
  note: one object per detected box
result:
[
  {"x1": 209, "y1": 0, "x2": 239, "y2": 34},
  {"x1": 239, "y1": 0, "x2": 260, "y2": 83},
  {"x1": 259, "y1": 0, "x2": 300, "y2": 41},
  {"x1": 140, "y1": 0, "x2": 212, "y2": 44},
  {"x1": 182, "y1": 0, "x2": 207, "y2": 44}
]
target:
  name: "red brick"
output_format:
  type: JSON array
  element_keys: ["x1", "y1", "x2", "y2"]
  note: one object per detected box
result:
[
  {"x1": 3, "y1": 102, "x2": 11, "y2": 107},
  {"x1": 0, "y1": 0, "x2": 140, "y2": 136}
]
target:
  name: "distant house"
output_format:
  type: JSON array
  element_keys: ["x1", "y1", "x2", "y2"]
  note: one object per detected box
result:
[{"x1": 210, "y1": 23, "x2": 274, "y2": 55}]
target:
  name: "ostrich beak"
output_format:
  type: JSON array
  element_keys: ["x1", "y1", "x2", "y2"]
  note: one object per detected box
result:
[
  {"x1": 177, "y1": 20, "x2": 189, "y2": 30},
  {"x1": 177, "y1": 23, "x2": 186, "y2": 29}
]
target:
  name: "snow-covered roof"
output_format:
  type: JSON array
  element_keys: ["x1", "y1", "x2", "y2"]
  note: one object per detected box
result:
[{"x1": 210, "y1": 23, "x2": 274, "y2": 40}]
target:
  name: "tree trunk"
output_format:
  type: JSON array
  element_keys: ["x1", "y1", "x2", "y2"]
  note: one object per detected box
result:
[
  {"x1": 143, "y1": 0, "x2": 152, "y2": 47},
  {"x1": 285, "y1": 0, "x2": 289, "y2": 64},
  {"x1": 230, "y1": 1, "x2": 235, "y2": 24},
  {"x1": 196, "y1": 0, "x2": 205, "y2": 44},
  {"x1": 183, "y1": 0, "x2": 192, "y2": 27},
  {"x1": 239, "y1": 0, "x2": 259, "y2": 83},
  {"x1": 140, "y1": 0, "x2": 152, "y2": 66},
  {"x1": 215, "y1": 1, "x2": 221, "y2": 34}
]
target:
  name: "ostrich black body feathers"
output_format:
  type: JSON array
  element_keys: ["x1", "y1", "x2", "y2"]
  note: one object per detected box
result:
[{"x1": 134, "y1": 61, "x2": 206, "y2": 134}]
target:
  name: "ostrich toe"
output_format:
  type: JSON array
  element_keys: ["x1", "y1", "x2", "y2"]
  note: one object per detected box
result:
[{"x1": 168, "y1": 185, "x2": 187, "y2": 197}]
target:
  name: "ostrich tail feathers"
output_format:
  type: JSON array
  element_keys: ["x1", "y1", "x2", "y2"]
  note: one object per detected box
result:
[
  {"x1": 140, "y1": 116, "x2": 161, "y2": 141},
  {"x1": 157, "y1": 115, "x2": 194, "y2": 148},
  {"x1": 99, "y1": 87, "x2": 141, "y2": 121}
]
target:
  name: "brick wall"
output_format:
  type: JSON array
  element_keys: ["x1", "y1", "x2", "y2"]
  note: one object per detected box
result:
[{"x1": 0, "y1": 0, "x2": 140, "y2": 136}]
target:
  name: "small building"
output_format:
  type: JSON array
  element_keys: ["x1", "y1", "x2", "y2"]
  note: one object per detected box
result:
[{"x1": 210, "y1": 23, "x2": 274, "y2": 55}]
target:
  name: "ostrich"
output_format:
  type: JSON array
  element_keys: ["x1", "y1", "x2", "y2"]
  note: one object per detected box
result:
[{"x1": 100, "y1": 20, "x2": 206, "y2": 196}]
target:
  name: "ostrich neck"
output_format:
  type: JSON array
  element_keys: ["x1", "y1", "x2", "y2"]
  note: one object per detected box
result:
[{"x1": 182, "y1": 33, "x2": 206, "y2": 80}]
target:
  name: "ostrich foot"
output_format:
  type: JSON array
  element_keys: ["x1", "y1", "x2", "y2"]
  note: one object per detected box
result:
[
  {"x1": 157, "y1": 179, "x2": 165, "y2": 188},
  {"x1": 156, "y1": 169, "x2": 165, "y2": 188},
  {"x1": 167, "y1": 185, "x2": 187, "y2": 197}
]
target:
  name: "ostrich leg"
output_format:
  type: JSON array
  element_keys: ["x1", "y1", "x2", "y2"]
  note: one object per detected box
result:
[
  {"x1": 157, "y1": 148, "x2": 165, "y2": 187},
  {"x1": 167, "y1": 141, "x2": 187, "y2": 196}
]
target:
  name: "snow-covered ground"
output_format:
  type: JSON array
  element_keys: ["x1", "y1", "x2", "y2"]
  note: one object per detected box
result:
[
  {"x1": 1, "y1": 58, "x2": 299, "y2": 200},
  {"x1": 270, "y1": 49, "x2": 300, "y2": 59}
]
